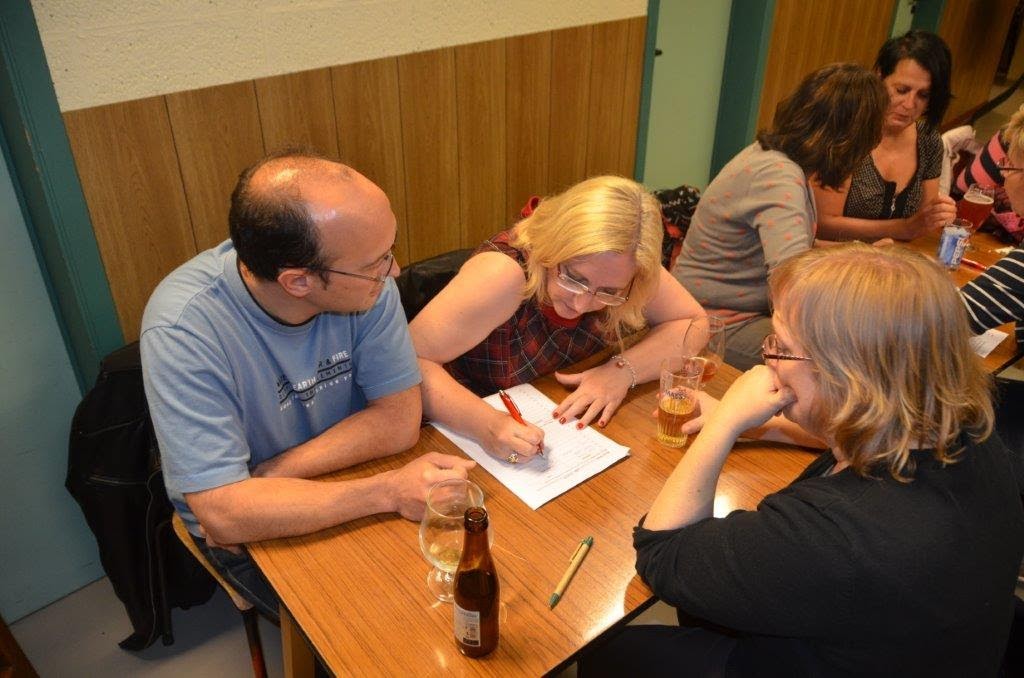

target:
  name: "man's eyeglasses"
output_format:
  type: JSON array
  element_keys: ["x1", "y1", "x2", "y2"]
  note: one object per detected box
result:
[
  {"x1": 761, "y1": 334, "x2": 813, "y2": 364},
  {"x1": 309, "y1": 249, "x2": 395, "y2": 284},
  {"x1": 555, "y1": 265, "x2": 632, "y2": 307}
]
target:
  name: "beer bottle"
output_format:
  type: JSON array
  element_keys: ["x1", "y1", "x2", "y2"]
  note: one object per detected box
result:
[{"x1": 453, "y1": 506, "x2": 499, "y2": 657}]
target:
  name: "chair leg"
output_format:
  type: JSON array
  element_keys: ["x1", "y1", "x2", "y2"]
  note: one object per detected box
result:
[{"x1": 242, "y1": 608, "x2": 267, "y2": 678}]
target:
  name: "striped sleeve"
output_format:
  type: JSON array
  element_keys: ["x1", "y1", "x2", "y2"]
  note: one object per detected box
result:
[
  {"x1": 960, "y1": 248, "x2": 1024, "y2": 348},
  {"x1": 955, "y1": 130, "x2": 1007, "y2": 195}
]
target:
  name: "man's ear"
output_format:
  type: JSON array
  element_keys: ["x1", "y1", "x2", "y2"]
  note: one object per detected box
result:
[{"x1": 277, "y1": 268, "x2": 314, "y2": 298}]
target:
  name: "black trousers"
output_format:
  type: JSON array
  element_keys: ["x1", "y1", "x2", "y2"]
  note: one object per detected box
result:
[{"x1": 579, "y1": 625, "x2": 738, "y2": 678}]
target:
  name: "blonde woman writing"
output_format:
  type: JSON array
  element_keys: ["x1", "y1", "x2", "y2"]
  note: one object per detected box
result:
[{"x1": 410, "y1": 176, "x2": 704, "y2": 463}]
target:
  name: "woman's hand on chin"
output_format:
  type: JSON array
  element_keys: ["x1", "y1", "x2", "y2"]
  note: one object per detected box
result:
[{"x1": 707, "y1": 365, "x2": 796, "y2": 436}]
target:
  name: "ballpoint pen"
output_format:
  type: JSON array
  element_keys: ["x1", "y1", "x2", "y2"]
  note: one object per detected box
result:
[
  {"x1": 549, "y1": 536, "x2": 593, "y2": 609},
  {"x1": 960, "y1": 257, "x2": 989, "y2": 272},
  {"x1": 498, "y1": 389, "x2": 544, "y2": 455}
]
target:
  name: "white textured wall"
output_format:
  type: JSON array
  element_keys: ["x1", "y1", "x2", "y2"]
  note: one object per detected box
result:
[{"x1": 32, "y1": 0, "x2": 646, "y2": 112}]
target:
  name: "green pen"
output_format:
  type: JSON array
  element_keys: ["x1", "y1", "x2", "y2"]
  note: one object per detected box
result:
[{"x1": 549, "y1": 536, "x2": 594, "y2": 609}]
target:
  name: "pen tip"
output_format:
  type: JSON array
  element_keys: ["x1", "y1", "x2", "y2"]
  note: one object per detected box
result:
[{"x1": 549, "y1": 593, "x2": 560, "y2": 609}]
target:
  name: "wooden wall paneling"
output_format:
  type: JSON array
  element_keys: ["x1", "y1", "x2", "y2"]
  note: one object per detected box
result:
[
  {"x1": 63, "y1": 97, "x2": 196, "y2": 341},
  {"x1": 331, "y1": 58, "x2": 411, "y2": 265},
  {"x1": 255, "y1": 68, "x2": 340, "y2": 158},
  {"x1": 756, "y1": 0, "x2": 897, "y2": 131},
  {"x1": 166, "y1": 81, "x2": 265, "y2": 251},
  {"x1": 506, "y1": 31, "x2": 552, "y2": 219},
  {"x1": 397, "y1": 48, "x2": 461, "y2": 262},
  {"x1": 549, "y1": 25, "x2": 592, "y2": 193},
  {"x1": 455, "y1": 39, "x2": 507, "y2": 248},
  {"x1": 938, "y1": 0, "x2": 1017, "y2": 124},
  {"x1": 586, "y1": 20, "x2": 632, "y2": 177},
  {"x1": 618, "y1": 15, "x2": 647, "y2": 179}
]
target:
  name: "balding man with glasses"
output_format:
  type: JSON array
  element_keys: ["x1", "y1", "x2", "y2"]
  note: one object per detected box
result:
[{"x1": 140, "y1": 151, "x2": 473, "y2": 620}]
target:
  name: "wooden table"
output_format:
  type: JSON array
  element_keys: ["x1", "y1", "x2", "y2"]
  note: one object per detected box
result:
[
  {"x1": 249, "y1": 231, "x2": 1017, "y2": 677},
  {"x1": 248, "y1": 363, "x2": 817, "y2": 677},
  {"x1": 907, "y1": 230, "x2": 1018, "y2": 371}
]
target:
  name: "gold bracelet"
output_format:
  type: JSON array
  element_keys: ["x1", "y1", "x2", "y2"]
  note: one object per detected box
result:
[{"x1": 611, "y1": 354, "x2": 637, "y2": 389}]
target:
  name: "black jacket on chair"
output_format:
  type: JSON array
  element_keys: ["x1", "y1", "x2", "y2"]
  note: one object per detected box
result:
[{"x1": 66, "y1": 342, "x2": 215, "y2": 650}]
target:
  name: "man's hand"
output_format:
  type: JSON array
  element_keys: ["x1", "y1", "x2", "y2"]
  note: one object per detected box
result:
[
  {"x1": 552, "y1": 360, "x2": 633, "y2": 429},
  {"x1": 386, "y1": 452, "x2": 477, "y2": 521}
]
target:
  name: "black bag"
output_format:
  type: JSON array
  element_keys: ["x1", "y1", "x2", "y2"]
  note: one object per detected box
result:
[
  {"x1": 395, "y1": 248, "x2": 473, "y2": 321},
  {"x1": 654, "y1": 184, "x2": 702, "y2": 271},
  {"x1": 66, "y1": 342, "x2": 215, "y2": 650}
]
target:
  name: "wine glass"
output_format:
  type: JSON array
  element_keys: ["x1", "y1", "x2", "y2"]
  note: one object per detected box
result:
[
  {"x1": 682, "y1": 315, "x2": 726, "y2": 384},
  {"x1": 419, "y1": 478, "x2": 484, "y2": 602}
]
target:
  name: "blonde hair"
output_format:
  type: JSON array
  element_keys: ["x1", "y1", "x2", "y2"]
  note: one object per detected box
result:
[
  {"x1": 768, "y1": 243, "x2": 994, "y2": 480},
  {"x1": 1003, "y1": 103, "x2": 1024, "y2": 164},
  {"x1": 510, "y1": 176, "x2": 663, "y2": 342}
]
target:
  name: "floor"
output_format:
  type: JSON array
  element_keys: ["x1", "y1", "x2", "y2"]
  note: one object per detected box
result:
[
  {"x1": 9, "y1": 573, "x2": 675, "y2": 677},
  {"x1": 10, "y1": 80, "x2": 1024, "y2": 678}
]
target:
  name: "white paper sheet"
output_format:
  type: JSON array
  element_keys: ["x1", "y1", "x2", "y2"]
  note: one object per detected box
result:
[
  {"x1": 970, "y1": 328, "x2": 1008, "y2": 358},
  {"x1": 431, "y1": 383, "x2": 630, "y2": 509}
]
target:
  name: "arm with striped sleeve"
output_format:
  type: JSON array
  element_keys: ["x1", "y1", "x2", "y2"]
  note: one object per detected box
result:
[{"x1": 960, "y1": 248, "x2": 1024, "y2": 348}]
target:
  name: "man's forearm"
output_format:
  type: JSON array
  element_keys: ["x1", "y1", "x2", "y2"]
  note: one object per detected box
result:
[
  {"x1": 255, "y1": 386, "x2": 421, "y2": 479},
  {"x1": 188, "y1": 474, "x2": 395, "y2": 544}
]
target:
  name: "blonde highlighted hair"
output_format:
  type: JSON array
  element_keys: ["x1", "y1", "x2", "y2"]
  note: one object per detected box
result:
[
  {"x1": 1003, "y1": 103, "x2": 1024, "y2": 164},
  {"x1": 769, "y1": 243, "x2": 993, "y2": 480},
  {"x1": 510, "y1": 175, "x2": 663, "y2": 343}
]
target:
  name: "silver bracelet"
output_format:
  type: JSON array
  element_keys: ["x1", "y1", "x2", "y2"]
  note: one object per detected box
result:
[{"x1": 611, "y1": 354, "x2": 637, "y2": 389}]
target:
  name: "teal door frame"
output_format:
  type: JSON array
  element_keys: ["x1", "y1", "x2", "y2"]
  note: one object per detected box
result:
[{"x1": 0, "y1": 0, "x2": 122, "y2": 390}]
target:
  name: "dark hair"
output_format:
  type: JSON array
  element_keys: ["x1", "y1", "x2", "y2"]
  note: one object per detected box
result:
[
  {"x1": 228, "y1": 149, "x2": 329, "y2": 281},
  {"x1": 874, "y1": 30, "x2": 952, "y2": 129},
  {"x1": 757, "y1": 62, "x2": 888, "y2": 190}
]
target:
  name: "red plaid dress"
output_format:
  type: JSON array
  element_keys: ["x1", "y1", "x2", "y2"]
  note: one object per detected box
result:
[{"x1": 444, "y1": 225, "x2": 608, "y2": 397}]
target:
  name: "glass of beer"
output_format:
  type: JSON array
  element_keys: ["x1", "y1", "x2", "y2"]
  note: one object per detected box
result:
[
  {"x1": 682, "y1": 315, "x2": 726, "y2": 384},
  {"x1": 419, "y1": 479, "x2": 485, "y2": 602},
  {"x1": 957, "y1": 184, "x2": 995, "y2": 233},
  {"x1": 658, "y1": 357, "x2": 704, "y2": 448}
]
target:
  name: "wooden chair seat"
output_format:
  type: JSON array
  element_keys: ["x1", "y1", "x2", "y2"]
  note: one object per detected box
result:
[{"x1": 170, "y1": 513, "x2": 267, "y2": 678}]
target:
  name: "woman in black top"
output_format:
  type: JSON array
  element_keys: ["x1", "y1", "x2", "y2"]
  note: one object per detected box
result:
[
  {"x1": 584, "y1": 244, "x2": 1024, "y2": 677},
  {"x1": 813, "y1": 31, "x2": 956, "y2": 241}
]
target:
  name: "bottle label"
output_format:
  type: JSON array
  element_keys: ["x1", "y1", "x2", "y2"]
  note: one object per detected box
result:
[{"x1": 453, "y1": 603, "x2": 481, "y2": 647}]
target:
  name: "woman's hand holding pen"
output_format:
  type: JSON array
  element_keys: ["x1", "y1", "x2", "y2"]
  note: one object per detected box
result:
[
  {"x1": 553, "y1": 360, "x2": 631, "y2": 429},
  {"x1": 481, "y1": 408, "x2": 544, "y2": 463}
]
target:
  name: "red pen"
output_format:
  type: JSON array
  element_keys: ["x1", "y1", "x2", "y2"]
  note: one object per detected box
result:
[
  {"x1": 961, "y1": 257, "x2": 988, "y2": 272},
  {"x1": 498, "y1": 389, "x2": 544, "y2": 455}
]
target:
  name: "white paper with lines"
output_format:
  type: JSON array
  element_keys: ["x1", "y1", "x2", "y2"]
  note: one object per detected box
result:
[{"x1": 431, "y1": 383, "x2": 630, "y2": 509}]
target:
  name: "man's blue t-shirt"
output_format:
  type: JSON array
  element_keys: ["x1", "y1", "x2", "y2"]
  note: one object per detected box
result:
[{"x1": 140, "y1": 241, "x2": 420, "y2": 533}]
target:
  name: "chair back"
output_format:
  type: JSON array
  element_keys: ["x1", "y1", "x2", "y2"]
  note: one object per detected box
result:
[{"x1": 395, "y1": 249, "x2": 473, "y2": 320}]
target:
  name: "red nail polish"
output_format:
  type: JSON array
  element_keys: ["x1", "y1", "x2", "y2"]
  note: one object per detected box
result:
[
  {"x1": 599, "y1": 421, "x2": 605, "y2": 427},
  {"x1": 576, "y1": 422, "x2": 584, "y2": 430},
  {"x1": 559, "y1": 417, "x2": 566, "y2": 424}
]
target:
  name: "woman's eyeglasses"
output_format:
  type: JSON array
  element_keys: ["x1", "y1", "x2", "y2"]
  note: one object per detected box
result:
[
  {"x1": 997, "y1": 157, "x2": 1023, "y2": 175},
  {"x1": 555, "y1": 265, "x2": 632, "y2": 306},
  {"x1": 761, "y1": 334, "x2": 813, "y2": 364}
]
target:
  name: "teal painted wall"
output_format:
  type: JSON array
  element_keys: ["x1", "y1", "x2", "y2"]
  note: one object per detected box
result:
[
  {"x1": 891, "y1": 0, "x2": 915, "y2": 36},
  {"x1": 642, "y1": 0, "x2": 732, "y2": 190},
  {"x1": 0, "y1": 140, "x2": 102, "y2": 622}
]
